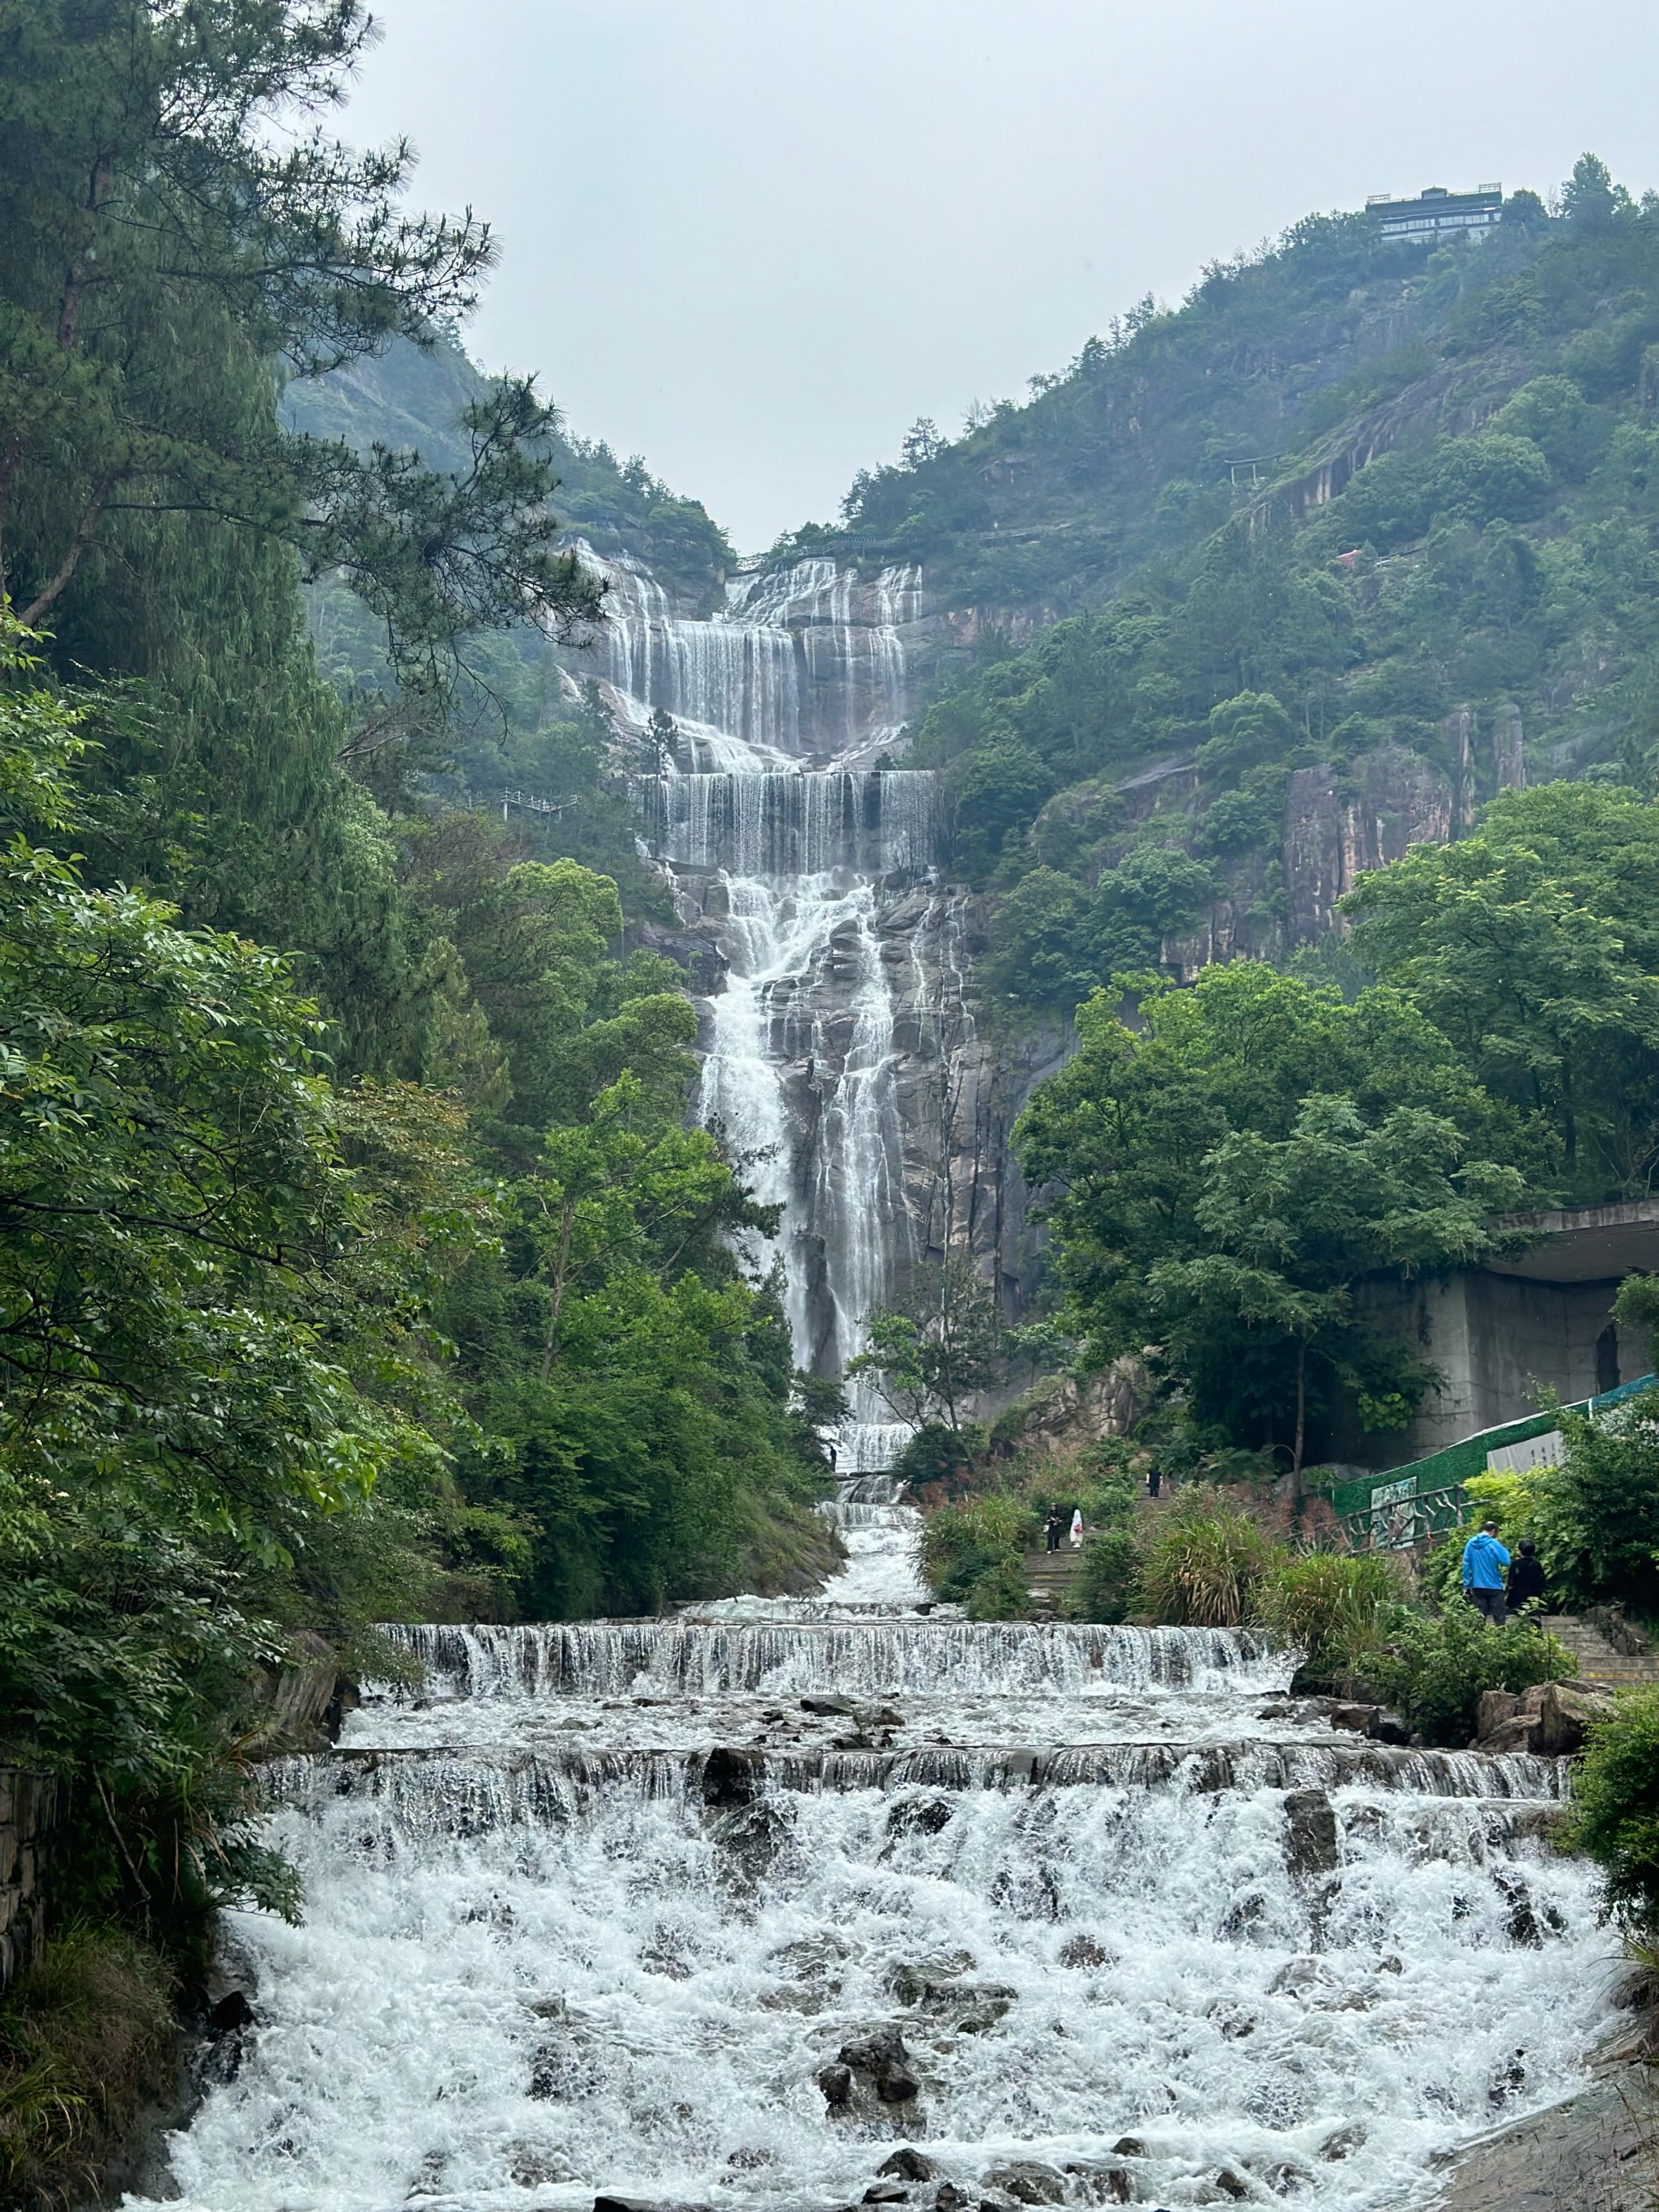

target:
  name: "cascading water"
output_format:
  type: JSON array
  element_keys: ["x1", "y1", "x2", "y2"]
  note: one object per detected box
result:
[
  {"x1": 132, "y1": 1500, "x2": 1618, "y2": 2211},
  {"x1": 123, "y1": 550, "x2": 1621, "y2": 2212},
  {"x1": 576, "y1": 544, "x2": 941, "y2": 1471}
]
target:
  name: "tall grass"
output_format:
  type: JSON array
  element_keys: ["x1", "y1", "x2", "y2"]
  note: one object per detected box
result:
[
  {"x1": 1255, "y1": 1549, "x2": 1404, "y2": 1685},
  {"x1": 1139, "y1": 1504, "x2": 1280, "y2": 1626},
  {"x1": 0, "y1": 1927, "x2": 176, "y2": 2206}
]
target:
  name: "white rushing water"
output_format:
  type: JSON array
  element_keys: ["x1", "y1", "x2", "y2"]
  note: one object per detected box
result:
[
  {"x1": 579, "y1": 547, "x2": 940, "y2": 1471},
  {"x1": 122, "y1": 553, "x2": 1621, "y2": 2212},
  {"x1": 134, "y1": 1494, "x2": 1619, "y2": 2212}
]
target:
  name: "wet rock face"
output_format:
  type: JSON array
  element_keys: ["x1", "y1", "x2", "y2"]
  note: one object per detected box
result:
[
  {"x1": 1282, "y1": 1788, "x2": 1340, "y2": 1880},
  {"x1": 818, "y1": 2026, "x2": 922, "y2": 2117},
  {"x1": 1282, "y1": 744, "x2": 1454, "y2": 944}
]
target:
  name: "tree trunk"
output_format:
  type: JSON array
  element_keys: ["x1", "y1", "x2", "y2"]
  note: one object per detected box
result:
[
  {"x1": 539, "y1": 1194, "x2": 577, "y2": 1384},
  {"x1": 1291, "y1": 1340, "x2": 1307, "y2": 1501}
]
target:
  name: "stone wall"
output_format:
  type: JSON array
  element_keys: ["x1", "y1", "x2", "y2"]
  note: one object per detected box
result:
[
  {"x1": 1357, "y1": 1270, "x2": 1648, "y2": 1461},
  {"x1": 0, "y1": 1769, "x2": 58, "y2": 1994}
]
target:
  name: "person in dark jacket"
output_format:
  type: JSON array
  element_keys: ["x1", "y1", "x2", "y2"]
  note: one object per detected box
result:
[
  {"x1": 1507, "y1": 1539, "x2": 1547, "y2": 1617},
  {"x1": 1044, "y1": 1507, "x2": 1064, "y2": 1553}
]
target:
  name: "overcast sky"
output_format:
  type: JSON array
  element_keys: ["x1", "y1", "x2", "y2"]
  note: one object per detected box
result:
[{"x1": 339, "y1": 0, "x2": 1659, "y2": 552}]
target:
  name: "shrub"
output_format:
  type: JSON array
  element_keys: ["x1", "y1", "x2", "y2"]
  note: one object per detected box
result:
[
  {"x1": 1256, "y1": 1550, "x2": 1403, "y2": 1689},
  {"x1": 1561, "y1": 1688, "x2": 1659, "y2": 1941},
  {"x1": 893, "y1": 1422, "x2": 985, "y2": 1494},
  {"x1": 965, "y1": 1562, "x2": 1033, "y2": 1621},
  {"x1": 1070, "y1": 1526, "x2": 1141, "y2": 1623},
  {"x1": 919, "y1": 1492, "x2": 1038, "y2": 1608},
  {"x1": 1139, "y1": 1504, "x2": 1281, "y2": 1627},
  {"x1": 1363, "y1": 1607, "x2": 1574, "y2": 1746}
]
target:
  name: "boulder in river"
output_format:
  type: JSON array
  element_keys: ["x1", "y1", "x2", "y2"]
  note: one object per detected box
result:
[
  {"x1": 1283, "y1": 1788, "x2": 1340, "y2": 1878},
  {"x1": 1319, "y1": 2121, "x2": 1367, "y2": 2161},
  {"x1": 819, "y1": 2026, "x2": 921, "y2": 2116},
  {"x1": 878, "y1": 2147, "x2": 940, "y2": 2180},
  {"x1": 981, "y1": 2161, "x2": 1066, "y2": 2204}
]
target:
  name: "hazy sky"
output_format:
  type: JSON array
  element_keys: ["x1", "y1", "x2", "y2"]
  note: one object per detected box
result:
[{"x1": 339, "y1": 1, "x2": 1659, "y2": 551}]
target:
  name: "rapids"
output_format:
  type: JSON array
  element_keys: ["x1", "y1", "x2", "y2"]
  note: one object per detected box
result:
[
  {"x1": 122, "y1": 554, "x2": 1621, "y2": 2210},
  {"x1": 130, "y1": 1488, "x2": 1619, "y2": 2212}
]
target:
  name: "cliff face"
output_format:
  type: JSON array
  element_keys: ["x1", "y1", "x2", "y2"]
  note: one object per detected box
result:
[{"x1": 1280, "y1": 743, "x2": 1456, "y2": 944}]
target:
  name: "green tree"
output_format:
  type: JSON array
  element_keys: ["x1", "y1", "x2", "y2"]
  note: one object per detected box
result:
[
  {"x1": 0, "y1": 0, "x2": 599, "y2": 698},
  {"x1": 1151, "y1": 1096, "x2": 1521, "y2": 1483},
  {"x1": 1343, "y1": 783, "x2": 1659, "y2": 1195},
  {"x1": 949, "y1": 742, "x2": 1053, "y2": 877},
  {"x1": 849, "y1": 1257, "x2": 1003, "y2": 1433},
  {"x1": 0, "y1": 623, "x2": 446, "y2": 1928},
  {"x1": 1016, "y1": 963, "x2": 1530, "y2": 1461}
]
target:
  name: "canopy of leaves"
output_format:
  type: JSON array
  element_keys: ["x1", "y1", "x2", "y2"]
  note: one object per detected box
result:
[
  {"x1": 1343, "y1": 782, "x2": 1659, "y2": 1197},
  {"x1": 1015, "y1": 963, "x2": 1533, "y2": 1461}
]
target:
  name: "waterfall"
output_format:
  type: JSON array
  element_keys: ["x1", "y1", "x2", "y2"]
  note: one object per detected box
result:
[
  {"x1": 125, "y1": 547, "x2": 1619, "y2": 2212},
  {"x1": 136, "y1": 1549, "x2": 1617, "y2": 2212},
  {"x1": 577, "y1": 544, "x2": 940, "y2": 1471}
]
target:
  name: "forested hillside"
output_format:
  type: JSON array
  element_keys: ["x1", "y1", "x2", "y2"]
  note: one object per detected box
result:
[
  {"x1": 0, "y1": 11, "x2": 830, "y2": 2189},
  {"x1": 836, "y1": 156, "x2": 1659, "y2": 1565},
  {"x1": 842, "y1": 162, "x2": 1659, "y2": 1068}
]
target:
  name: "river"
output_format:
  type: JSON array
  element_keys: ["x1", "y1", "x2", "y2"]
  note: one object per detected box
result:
[{"x1": 128, "y1": 1482, "x2": 1617, "y2": 2212}]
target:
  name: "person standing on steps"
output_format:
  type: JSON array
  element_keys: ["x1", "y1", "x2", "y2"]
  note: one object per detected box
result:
[
  {"x1": 1507, "y1": 1539, "x2": 1547, "y2": 1619},
  {"x1": 1461, "y1": 1519, "x2": 1512, "y2": 1625},
  {"x1": 1069, "y1": 1507, "x2": 1084, "y2": 1551},
  {"x1": 1044, "y1": 1507, "x2": 1064, "y2": 1553},
  {"x1": 1147, "y1": 1467, "x2": 1162, "y2": 1499}
]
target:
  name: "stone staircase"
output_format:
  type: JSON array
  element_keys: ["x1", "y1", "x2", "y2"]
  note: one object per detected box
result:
[
  {"x1": 1537, "y1": 1615, "x2": 1659, "y2": 1687},
  {"x1": 1023, "y1": 1548, "x2": 1081, "y2": 1616}
]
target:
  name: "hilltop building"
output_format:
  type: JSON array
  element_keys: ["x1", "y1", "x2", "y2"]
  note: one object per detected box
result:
[{"x1": 1366, "y1": 185, "x2": 1503, "y2": 243}]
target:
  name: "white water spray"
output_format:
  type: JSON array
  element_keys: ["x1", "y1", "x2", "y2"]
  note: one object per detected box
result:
[{"x1": 125, "y1": 551, "x2": 1621, "y2": 2212}]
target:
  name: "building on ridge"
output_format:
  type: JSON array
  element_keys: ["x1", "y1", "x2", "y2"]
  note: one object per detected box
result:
[{"x1": 1365, "y1": 184, "x2": 1503, "y2": 243}]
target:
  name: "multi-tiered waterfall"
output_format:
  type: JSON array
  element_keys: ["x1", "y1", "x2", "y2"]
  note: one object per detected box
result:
[
  {"x1": 131, "y1": 1505, "x2": 1617, "y2": 2211},
  {"x1": 124, "y1": 552, "x2": 1622, "y2": 2212},
  {"x1": 591, "y1": 549, "x2": 952, "y2": 1471}
]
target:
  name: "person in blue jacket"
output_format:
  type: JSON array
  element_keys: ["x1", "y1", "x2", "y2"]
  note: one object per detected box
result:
[{"x1": 1461, "y1": 1520, "x2": 1512, "y2": 1625}]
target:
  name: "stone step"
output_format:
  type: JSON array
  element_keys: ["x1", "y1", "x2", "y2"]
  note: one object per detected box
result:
[{"x1": 1537, "y1": 1616, "x2": 1659, "y2": 1685}]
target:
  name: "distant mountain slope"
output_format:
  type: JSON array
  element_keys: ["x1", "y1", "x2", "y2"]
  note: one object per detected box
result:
[
  {"x1": 851, "y1": 160, "x2": 1659, "y2": 1018},
  {"x1": 815, "y1": 190, "x2": 1559, "y2": 616},
  {"x1": 285, "y1": 333, "x2": 734, "y2": 610}
]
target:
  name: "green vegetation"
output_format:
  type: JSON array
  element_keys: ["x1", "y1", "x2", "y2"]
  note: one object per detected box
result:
[
  {"x1": 0, "y1": 11, "x2": 825, "y2": 2196},
  {"x1": 0, "y1": 1928, "x2": 176, "y2": 2206},
  {"x1": 875, "y1": 161, "x2": 1659, "y2": 1059},
  {"x1": 1015, "y1": 962, "x2": 1531, "y2": 1470},
  {"x1": 1563, "y1": 1689, "x2": 1659, "y2": 1941},
  {"x1": 1361, "y1": 1607, "x2": 1573, "y2": 1748}
]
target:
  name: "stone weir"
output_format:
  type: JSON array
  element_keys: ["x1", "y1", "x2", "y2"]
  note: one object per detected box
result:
[{"x1": 132, "y1": 1502, "x2": 1623, "y2": 2212}]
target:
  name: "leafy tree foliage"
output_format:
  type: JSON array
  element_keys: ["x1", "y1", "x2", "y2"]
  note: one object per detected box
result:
[
  {"x1": 1343, "y1": 783, "x2": 1659, "y2": 1195},
  {"x1": 849, "y1": 1258, "x2": 1004, "y2": 1434},
  {"x1": 0, "y1": 624, "x2": 451, "y2": 1933},
  {"x1": 1563, "y1": 1688, "x2": 1659, "y2": 1940},
  {"x1": 0, "y1": 0, "x2": 598, "y2": 677},
  {"x1": 1016, "y1": 963, "x2": 1531, "y2": 1462}
]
